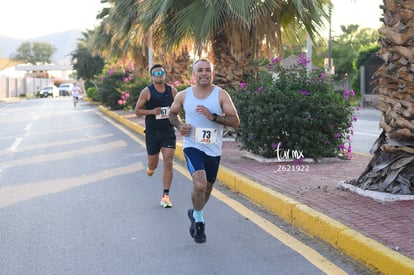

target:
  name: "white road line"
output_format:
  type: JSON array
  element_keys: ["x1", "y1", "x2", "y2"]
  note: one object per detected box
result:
[
  {"x1": 24, "y1": 123, "x2": 32, "y2": 131},
  {"x1": 9, "y1": 137, "x2": 23, "y2": 152}
]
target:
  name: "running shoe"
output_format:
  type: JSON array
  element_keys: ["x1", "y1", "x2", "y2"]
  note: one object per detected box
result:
[
  {"x1": 187, "y1": 209, "x2": 195, "y2": 237},
  {"x1": 160, "y1": 194, "x2": 173, "y2": 208},
  {"x1": 194, "y1": 222, "x2": 206, "y2": 243},
  {"x1": 146, "y1": 167, "x2": 154, "y2": 176}
]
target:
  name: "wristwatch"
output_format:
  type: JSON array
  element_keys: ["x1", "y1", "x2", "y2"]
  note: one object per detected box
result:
[{"x1": 212, "y1": 113, "x2": 218, "y2": 121}]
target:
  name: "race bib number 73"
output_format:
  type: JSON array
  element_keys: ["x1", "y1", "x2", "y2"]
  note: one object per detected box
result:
[{"x1": 194, "y1": 127, "x2": 218, "y2": 144}]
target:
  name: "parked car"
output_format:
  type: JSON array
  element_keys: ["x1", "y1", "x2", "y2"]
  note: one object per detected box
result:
[
  {"x1": 59, "y1": 83, "x2": 74, "y2": 96},
  {"x1": 39, "y1": 85, "x2": 59, "y2": 98}
]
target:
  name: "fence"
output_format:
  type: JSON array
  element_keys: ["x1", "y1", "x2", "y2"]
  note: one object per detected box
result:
[{"x1": 0, "y1": 77, "x2": 53, "y2": 98}]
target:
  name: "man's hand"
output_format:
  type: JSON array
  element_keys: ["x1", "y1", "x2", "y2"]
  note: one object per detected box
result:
[
  {"x1": 195, "y1": 105, "x2": 214, "y2": 120},
  {"x1": 179, "y1": 123, "x2": 192, "y2": 137},
  {"x1": 153, "y1": 107, "x2": 161, "y2": 115}
]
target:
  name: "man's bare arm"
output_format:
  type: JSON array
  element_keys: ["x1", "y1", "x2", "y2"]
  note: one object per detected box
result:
[
  {"x1": 214, "y1": 89, "x2": 240, "y2": 128},
  {"x1": 135, "y1": 88, "x2": 152, "y2": 116},
  {"x1": 169, "y1": 91, "x2": 192, "y2": 136},
  {"x1": 168, "y1": 91, "x2": 184, "y2": 129}
]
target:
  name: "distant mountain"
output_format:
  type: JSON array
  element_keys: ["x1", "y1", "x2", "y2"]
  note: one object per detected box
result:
[{"x1": 0, "y1": 29, "x2": 83, "y2": 65}]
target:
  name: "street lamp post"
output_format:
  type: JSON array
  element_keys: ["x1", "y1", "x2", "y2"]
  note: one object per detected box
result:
[
  {"x1": 306, "y1": 35, "x2": 312, "y2": 75},
  {"x1": 148, "y1": 29, "x2": 153, "y2": 71}
]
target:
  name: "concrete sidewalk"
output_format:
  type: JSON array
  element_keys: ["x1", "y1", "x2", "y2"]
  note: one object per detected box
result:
[{"x1": 99, "y1": 106, "x2": 414, "y2": 275}]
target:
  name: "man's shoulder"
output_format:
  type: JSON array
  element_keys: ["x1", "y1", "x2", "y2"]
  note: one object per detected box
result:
[
  {"x1": 174, "y1": 88, "x2": 188, "y2": 101},
  {"x1": 164, "y1": 84, "x2": 174, "y2": 93},
  {"x1": 141, "y1": 85, "x2": 151, "y2": 94},
  {"x1": 214, "y1": 85, "x2": 225, "y2": 92},
  {"x1": 216, "y1": 85, "x2": 230, "y2": 95}
]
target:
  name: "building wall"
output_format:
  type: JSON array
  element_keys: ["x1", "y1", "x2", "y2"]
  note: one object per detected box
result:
[{"x1": 0, "y1": 77, "x2": 53, "y2": 98}]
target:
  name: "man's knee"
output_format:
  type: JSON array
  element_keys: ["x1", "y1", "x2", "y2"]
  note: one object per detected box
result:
[
  {"x1": 205, "y1": 182, "x2": 213, "y2": 194},
  {"x1": 192, "y1": 170, "x2": 207, "y2": 191}
]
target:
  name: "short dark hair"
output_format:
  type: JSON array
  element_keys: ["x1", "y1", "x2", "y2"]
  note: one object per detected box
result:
[
  {"x1": 193, "y1": 58, "x2": 213, "y2": 71},
  {"x1": 150, "y1": 64, "x2": 164, "y2": 74}
]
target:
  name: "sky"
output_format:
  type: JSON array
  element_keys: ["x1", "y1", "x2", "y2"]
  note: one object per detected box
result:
[
  {"x1": 328, "y1": 0, "x2": 383, "y2": 36},
  {"x1": 0, "y1": 0, "x2": 104, "y2": 39},
  {"x1": 0, "y1": 0, "x2": 383, "y2": 39}
]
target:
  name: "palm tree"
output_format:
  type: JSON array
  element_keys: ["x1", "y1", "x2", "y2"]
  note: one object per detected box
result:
[
  {"x1": 136, "y1": 0, "x2": 331, "y2": 86},
  {"x1": 349, "y1": 0, "x2": 414, "y2": 194},
  {"x1": 90, "y1": 0, "x2": 149, "y2": 72},
  {"x1": 89, "y1": 0, "x2": 191, "y2": 83},
  {"x1": 89, "y1": 0, "x2": 331, "y2": 85},
  {"x1": 71, "y1": 30, "x2": 105, "y2": 81}
]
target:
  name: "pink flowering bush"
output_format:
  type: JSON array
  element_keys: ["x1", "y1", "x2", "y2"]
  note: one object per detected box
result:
[
  {"x1": 230, "y1": 54, "x2": 355, "y2": 160},
  {"x1": 95, "y1": 65, "x2": 150, "y2": 110},
  {"x1": 117, "y1": 92, "x2": 130, "y2": 108}
]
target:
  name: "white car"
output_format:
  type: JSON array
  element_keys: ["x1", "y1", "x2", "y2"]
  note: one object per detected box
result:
[
  {"x1": 39, "y1": 85, "x2": 59, "y2": 98},
  {"x1": 59, "y1": 83, "x2": 74, "y2": 96}
]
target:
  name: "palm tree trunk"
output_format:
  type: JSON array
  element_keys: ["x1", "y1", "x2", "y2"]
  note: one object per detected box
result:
[
  {"x1": 161, "y1": 46, "x2": 191, "y2": 85},
  {"x1": 209, "y1": 31, "x2": 262, "y2": 88},
  {"x1": 349, "y1": 0, "x2": 414, "y2": 194}
]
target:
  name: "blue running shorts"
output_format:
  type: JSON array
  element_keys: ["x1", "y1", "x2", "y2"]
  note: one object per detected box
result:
[{"x1": 183, "y1": 147, "x2": 221, "y2": 184}]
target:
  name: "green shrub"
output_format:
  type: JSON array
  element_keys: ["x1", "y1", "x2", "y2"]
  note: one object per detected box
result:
[
  {"x1": 86, "y1": 87, "x2": 99, "y2": 101},
  {"x1": 122, "y1": 75, "x2": 151, "y2": 110},
  {"x1": 230, "y1": 55, "x2": 356, "y2": 161},
  {"x1": 84, "y1": 80, "x2": 96, "y2": 92},
  {"x1": 95, "y1": 66, "x2": 150, "y2": 110}
]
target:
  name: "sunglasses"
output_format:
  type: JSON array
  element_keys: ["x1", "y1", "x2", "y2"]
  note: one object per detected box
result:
[{"x1": 152, "y1": 70, "x2": 165, "y2": 77}]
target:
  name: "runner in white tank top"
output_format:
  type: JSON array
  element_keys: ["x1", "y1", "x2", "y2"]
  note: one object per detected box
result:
[
  {"x1": 169, "y1": 59, "x2": 240, "y2": 244},
  {"x1": 183, "y1": 85, "x2": 224, "y2": 157}
]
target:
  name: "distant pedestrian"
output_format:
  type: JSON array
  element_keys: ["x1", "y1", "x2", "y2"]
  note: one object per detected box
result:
[
  {"x1": 169, "y1": 58, "x2": 240, "y2": 243},
  {"x1": 135, "y1": 64, "x2": 177, "y2": 208},
  {"x1": 72, "y1": 85, "x2": 80, "y2": 108}
]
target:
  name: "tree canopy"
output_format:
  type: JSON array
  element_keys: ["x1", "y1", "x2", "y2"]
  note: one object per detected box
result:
[
  {"x1": 10, "y1": 41, "x2": 57, "y2": 65},
  {"x1": 85, "y1": 0, "x2": 331, "y2": 85},
  {"x1": 72, "y1": 31, "x2": 105, "y2": 80},
  {"x1": 331, "y1": 24, "x2": 379, "y2": 78}
]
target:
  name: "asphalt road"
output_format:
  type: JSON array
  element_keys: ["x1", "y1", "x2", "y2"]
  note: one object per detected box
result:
[
  {"x1": 352, "y1": 107, "x2": 382, "y2": 155},
  {"x1": 0, "y1": 97, "x2": 372, "y2": 274}
]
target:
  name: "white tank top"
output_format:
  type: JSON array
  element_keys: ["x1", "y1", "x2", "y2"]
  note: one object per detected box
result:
[{"x1": 183, "y1": 86, "x2": 224, "y2": 156}]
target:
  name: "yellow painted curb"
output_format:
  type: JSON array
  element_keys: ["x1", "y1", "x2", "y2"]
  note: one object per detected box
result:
[
  {"x1": 337, "y1": 229, "x2": 414, "y2": 275},
  {"x1": 175, "y1": 142, "x2": 185, "y2": 162},
  {"x1": 217, "y1": 166, "x2": 298, "y2": 223},
  {"x1": 98, "y1": 106, "x2": 414, "y2": 275},
  {"x1": 292, "y1": 204, "x2": 349, "y2": 243},
  {"x1": 98, "y1": 106, "x2": 145, "y2": 136}
]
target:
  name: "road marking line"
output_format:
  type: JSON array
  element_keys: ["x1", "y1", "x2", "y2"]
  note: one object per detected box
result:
[
  {"x1": 0, "y1": 163, "x2": 140, "y2": 208},
  {"x1": 24, "y1": 123, "x2": 32, "y2": 131},
  {"x1": 9, "y1": 137, "x2": 23, "y2": 152},
  {"x1": 98, "y1": 112, "x2": 146, "y2": 146},
  {"x1": 3, "y1": 140, "x2": 126, "y2": 167},
  {"x1": 174, "y1": 163, "x2": 347, "y2": 274},
  {"x1": 217, "y1": 190, "x2": 348, "y2": 274}
]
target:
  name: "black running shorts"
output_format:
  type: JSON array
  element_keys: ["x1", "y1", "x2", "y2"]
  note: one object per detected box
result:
[{"x1": 145, "y1": 128, "x2": 176, "y2": 155}]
